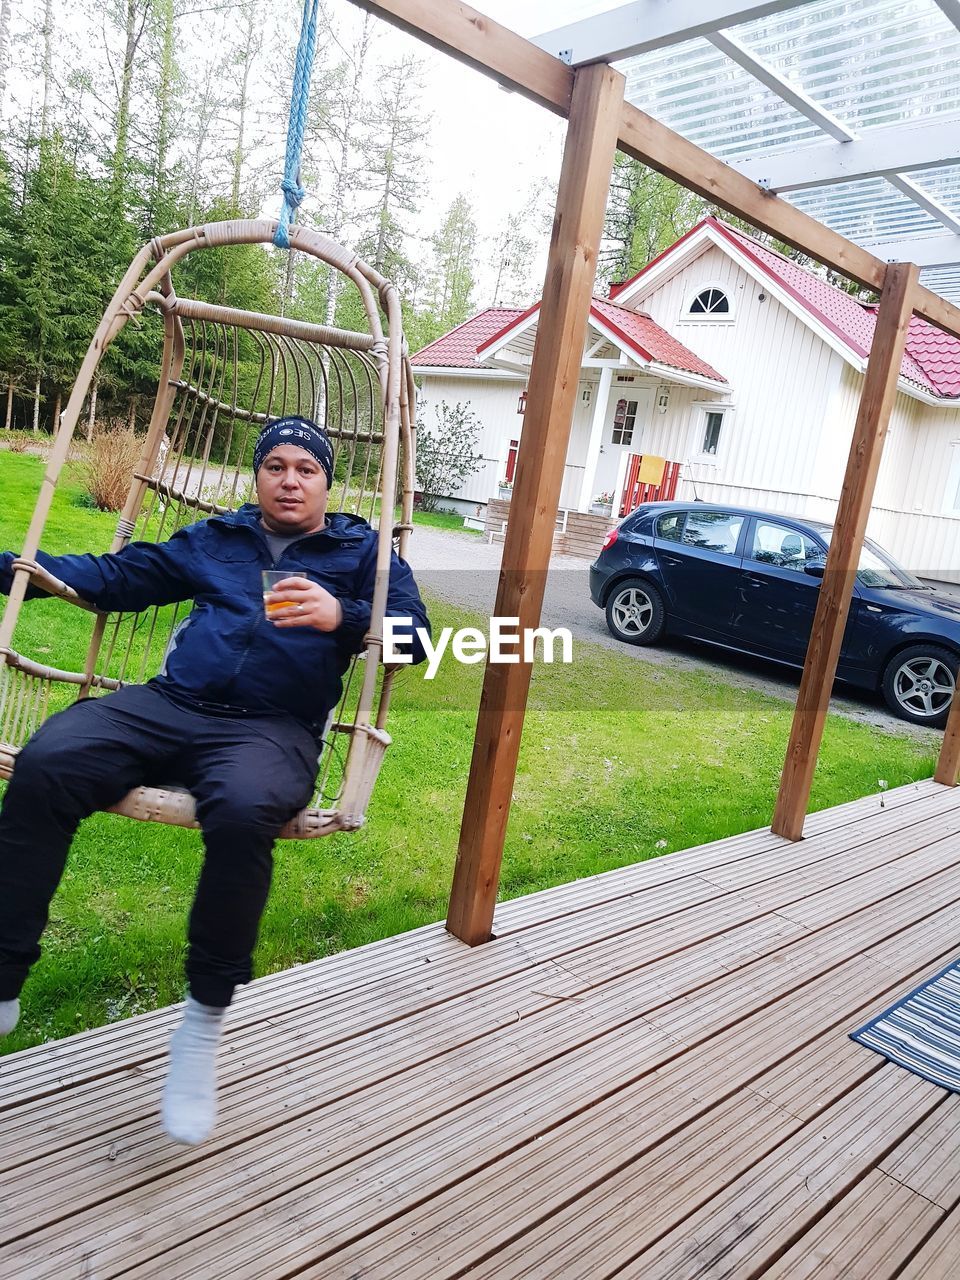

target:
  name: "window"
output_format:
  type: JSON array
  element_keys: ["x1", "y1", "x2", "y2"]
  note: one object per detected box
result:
[
  {"x1": 751, "y1": 521, "x2": 823, "y2": 573},
  {"x1": 688, "y1": 287, "x2": 730, "y2": 316},
  {"x1": 612, "y1": 398, "x2": 638, "y2": 446},
  {"x1": 701, "y1": 411, "x2": 724, "y2": 456},
  {"x1": 656, "y1": 511, "x2": 684, "y2": 542},
  {"x1": 682, "y1": 510, "x2": 743, "y2": 556},
  {"x1": 943, "y1": 443, "x2": 960, "y2": 515}
]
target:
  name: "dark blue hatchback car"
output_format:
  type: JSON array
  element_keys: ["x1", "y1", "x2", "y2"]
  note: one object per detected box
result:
[{"x1": 590, "y1": 501, "x2": 960, "y2": 727}]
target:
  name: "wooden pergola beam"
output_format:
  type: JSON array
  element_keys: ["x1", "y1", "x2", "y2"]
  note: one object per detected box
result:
[
  {"x1": 445, "y1": 61, "x2": 625, "y2": 944},
  {"x1": 349, "y1": 0, "x2": 960, "y2": 338},
  {"x1": 771, "y1": 263, "x2": 920, "y2": 840},
  {"x1": 349, "y1": 0, "x2": 573, "y2": 114}
]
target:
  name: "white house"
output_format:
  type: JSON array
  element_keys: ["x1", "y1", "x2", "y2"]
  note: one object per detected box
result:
[{"x1": 411, "y1": 216, "x2": 960, "y2": 581}]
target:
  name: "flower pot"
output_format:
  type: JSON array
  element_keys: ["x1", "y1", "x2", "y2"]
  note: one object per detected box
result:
[
  {"x1": 590, "y1": 502, "x2": 613, "y2": 517},
  {"x1": 498, "y1": 487, "x2": 513, "y2": 500}
]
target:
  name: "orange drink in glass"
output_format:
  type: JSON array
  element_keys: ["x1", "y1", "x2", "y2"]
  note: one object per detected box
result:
[{"x1": 262, "y1": 570, "x2": 296, "y2": 617}]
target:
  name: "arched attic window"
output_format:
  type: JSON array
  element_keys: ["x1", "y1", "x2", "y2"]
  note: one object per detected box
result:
[{"x1": 687, "y1": 286, "x2": 731, "y2": 317}]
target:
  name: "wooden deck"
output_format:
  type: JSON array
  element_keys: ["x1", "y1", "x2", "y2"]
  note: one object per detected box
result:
[{"x1": 2, "y1": 778, "x2": 960, "y2": 1278}]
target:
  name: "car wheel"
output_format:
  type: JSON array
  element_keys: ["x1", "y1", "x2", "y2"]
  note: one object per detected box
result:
[
  {"x1": 881, "y1": 644, "x2": 958, "y2": 727},
  {"x1": 604, "y1": 579, "x2": 666, "y2": 646}
]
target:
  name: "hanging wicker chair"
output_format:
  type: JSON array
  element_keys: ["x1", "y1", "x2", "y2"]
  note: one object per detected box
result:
[{"x1": 0, "y1": 219, "x2": 416, "y2": 838}]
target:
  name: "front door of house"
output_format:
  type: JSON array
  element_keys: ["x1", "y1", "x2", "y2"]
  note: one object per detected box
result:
[{"x1": 593, "y1": 386, "x2": 654, "y2": 505}]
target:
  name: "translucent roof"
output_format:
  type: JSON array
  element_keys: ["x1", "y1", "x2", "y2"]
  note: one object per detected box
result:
[{"x1": 536, "y1": 0, "x2": 960, "y2": 302}]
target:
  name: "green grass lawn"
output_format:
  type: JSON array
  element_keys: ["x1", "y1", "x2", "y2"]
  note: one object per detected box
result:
[{"x1": 0, "y1": 450, "x2": 937, "y2": 1051}]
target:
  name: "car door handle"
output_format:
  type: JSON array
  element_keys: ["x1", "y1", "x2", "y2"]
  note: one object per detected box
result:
[{"x1": 662, "y1": 554, "x2": 682, "y2": 566}]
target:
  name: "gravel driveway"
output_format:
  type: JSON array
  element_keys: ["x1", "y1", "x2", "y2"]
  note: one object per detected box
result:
[{"x1": 406, "y1": 524, "x2": 941, "y2": 743}]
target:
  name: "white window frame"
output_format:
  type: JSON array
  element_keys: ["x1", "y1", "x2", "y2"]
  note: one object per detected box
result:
[
  {"x1": 611, "y1": 397, "x2": 639, "y2": 447},
  {"x1": 681, "y1": 282, "x2": 735, "y2": 323},
  {"x1": 942, "y1": 440, "x2": 960, "y2": 516},
  {"x1": 693, "y1": 405, "x2": 732, "y2": 461}
]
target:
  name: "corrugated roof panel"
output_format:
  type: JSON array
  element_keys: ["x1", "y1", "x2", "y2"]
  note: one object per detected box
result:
[
  {"x1": 622, "y1": 37, "x2": 824, "y2": 161},
  {"x1": 614, "y1": 0, "x2": 960, "y2": 306},
  {"x1": 788, "y1": 177, "x2": 947, "y2": 241}
]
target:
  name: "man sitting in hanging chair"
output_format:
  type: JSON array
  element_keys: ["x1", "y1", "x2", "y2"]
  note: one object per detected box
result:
[{"x1": 0, "y1": 415, "x2": 429, "y2": 1145}]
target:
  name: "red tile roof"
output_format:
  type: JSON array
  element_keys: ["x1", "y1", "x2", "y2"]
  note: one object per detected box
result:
[
  {"x1": 904, "y1": 314, "x2": 960, "y2": 398},
  {"x1": 409, "y1": 308, "x2": 525, "y2": 367},
  {"x1": 590, "y1": 298, "x2": 726, "y2": 383},
  {"x1": 453, "y1": 297, "x2": 726, "y2": 383},
  {"x1": 713, "y1": 221, "x2": 942, "y2": 396},
  {"x1": 614, "y1": 216, "x2": 960, "y2": 400}
]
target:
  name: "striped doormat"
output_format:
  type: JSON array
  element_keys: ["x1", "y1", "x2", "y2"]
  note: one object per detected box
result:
[{"x1": 851, "y1": 959, "x2": 960, "y2": 1092}]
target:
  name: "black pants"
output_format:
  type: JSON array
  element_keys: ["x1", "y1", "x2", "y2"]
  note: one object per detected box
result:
[{"x1": 0, "y1": 685, "x2": 319, "y2": 1007}]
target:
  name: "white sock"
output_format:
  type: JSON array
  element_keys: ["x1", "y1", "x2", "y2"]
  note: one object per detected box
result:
[
  {"x1": 161, "y1": 995, "x2": 226, "y2": 1146},
  {"x1": 0, "y1": 998, "x2": 19, "y2": 1036}
]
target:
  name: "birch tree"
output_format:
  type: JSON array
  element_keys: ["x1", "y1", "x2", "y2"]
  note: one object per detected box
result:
[
  {"x1": 601, "y1": 155, "x2": 704, "y2": 289},
  {"x1": 0, "y1": 0, "x2": 14, "y2": 126},
  {"x1": 230, "y1": 0, "x2": 262, "y2": 212},
  {"x1": 39, "y1": 0, "x2": 54, "y2": 139}
]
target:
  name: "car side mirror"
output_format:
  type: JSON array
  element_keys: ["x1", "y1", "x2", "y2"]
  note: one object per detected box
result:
[{"x1": 804, "y1": 562, "x2": 825, "y2": 578}]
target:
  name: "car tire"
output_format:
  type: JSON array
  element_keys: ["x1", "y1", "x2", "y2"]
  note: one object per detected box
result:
[
  {"x1": 604, "y1": 579, "x2": 666, "y2": 646},
  {"x1": 881, "y1": 644, "x2": 958, "y2": 727}
]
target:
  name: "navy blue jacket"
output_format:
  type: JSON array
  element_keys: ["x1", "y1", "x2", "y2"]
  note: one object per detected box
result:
[{"x1": 1, "y1": 505, "x2": 429, "y2": 731}]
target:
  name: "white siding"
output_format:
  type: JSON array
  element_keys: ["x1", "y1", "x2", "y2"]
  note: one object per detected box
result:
[
  {"x1": 640, "y1": 245, "x2": 845, "y2": 499},
  {"x1": 871, "y1": 395, "x2": 960, "y2": 579},
  {"x1": 416, "y1": 376, "x2": 524, "y2": 507},
  {"x1": 415, "y1": 373, "x2": 599, "y2": 509}
]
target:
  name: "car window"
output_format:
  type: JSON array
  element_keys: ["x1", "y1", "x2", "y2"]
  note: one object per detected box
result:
[
  {"x1": 655, "y1": 511, "x2": 685, "y2": 542},
  {"x1": 681, "y1": 510, "x2": 744, "y2": 556},
  {"x1": 750, "y1": 521, "x2": 823, "y2": 573},
  {"x1": 819, "y1": 530, "x2": 925, "y2": 589}
]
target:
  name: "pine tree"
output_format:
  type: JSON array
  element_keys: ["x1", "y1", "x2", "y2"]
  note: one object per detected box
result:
[
  {"x1": 428, "y1": 194, "x2": 477, "y2": 335},
  {"x1": 359, "y1": 53, "x2": 429, "y2": 283}
]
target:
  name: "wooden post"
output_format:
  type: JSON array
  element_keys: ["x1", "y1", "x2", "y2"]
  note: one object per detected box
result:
[
  {"x1": 935, "y1": 694, "x2": 960, "y2": 786},
  {"x1": 32, "y1": 377, "x2": 40, "y2": 432},
  {"x1": 4, "y1": 382, "x2": 11, "y2": 431},
  {"x1": 771, "y1": 262, "x2": 919, "y2": 841},
  {"x1": 445, "y1": 62, "x2": 624, "y2": 945}
]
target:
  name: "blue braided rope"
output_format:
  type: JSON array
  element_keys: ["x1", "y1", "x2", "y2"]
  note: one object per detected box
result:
[{"x1": 275, "y1": 0, "x2": 321, "y2": 250}]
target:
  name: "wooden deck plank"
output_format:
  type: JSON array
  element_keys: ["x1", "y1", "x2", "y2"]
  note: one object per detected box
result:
[
  {"x1": 425, "y1": 1034, "x2": 932, "y2": 1280},
  {"x1": 877, "y1": 1093, "x2": 960, "y2": 1209},
  {"x1": 757, "y1": 1169, "x2": 943, "y2": 1279},
  {"x1": 11, "y1": 843, "x2": 959, "y2": 1279},
  {"x1": 493, "y1": 780, "x2": 945, "y2": 934},
  {"x1": 290, "y1": 1060, "x2": 939, "y2": 1280},
  {"x1": 614, "y1": 1071, "x2": 945, "y2": 1279},
  {"x1": 0, "y1": 780, "x2": 956, "y2": 1280},
  {"x1": 286, "y1": 937, "x2": 960, "y2": 1280},
  {"x1": 897, "y1": 1206, "x2": 960, "y2": 1280}
]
